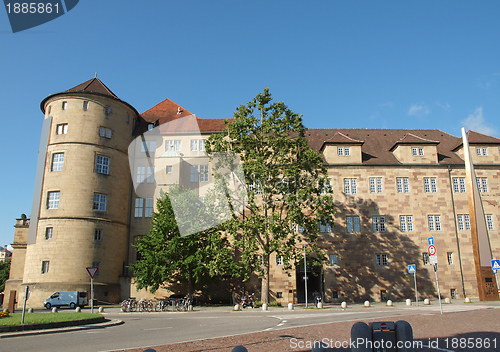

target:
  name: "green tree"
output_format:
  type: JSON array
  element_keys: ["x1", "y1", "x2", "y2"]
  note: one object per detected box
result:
[
  {"x1": 0, "y1": 260, "x2": 11, "y2": 293},
  {"x1": 206, "y1": 88, "x2": 336, "y2": 303},
  {"x1": 130, "y1": 186, "x2": 239, "y2": 295}
]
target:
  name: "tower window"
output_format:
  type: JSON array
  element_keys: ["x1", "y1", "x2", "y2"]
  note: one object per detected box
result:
[
  {"x1": 62, "y1": 101, "x2": 67, "y2": 110},
  {"x1": 41, "y1": 261, "x2": 50, "y2": 274},
  {"x1": 83, "y1": 101, "x2": 89, "y2": 110},
  {"x1": 94, "y1": 229, "x2": 103, "y2": 241},
  {"x1": 45, "y1": 227, "x2": 53, "y2": 240},
  {"x1": 56, "y1": 123, "x2": 68, "y2": 135},
  {"x1": 99, "y1": 127, "x2": 112, "y2": 139},
  {"x1": 96, "y1": 155, "x2": 110, "y2": 175},
  {"x1": 93, "y1": 193, "x2": 107, "y2": 211},
  {"x1": 47, "y1": 191, "x2": 60, "y2": 209},
  {"x1": 51, "y1": 153, "x2": 64, "y2": 171},
  {"x1": 105, "y1": 106, "x2": 111, "y2": 115}
]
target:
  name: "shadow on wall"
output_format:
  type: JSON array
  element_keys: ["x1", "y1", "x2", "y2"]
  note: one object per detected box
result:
[{"x1": 319, "y1": 196, "x2": 437, "y2": 303}]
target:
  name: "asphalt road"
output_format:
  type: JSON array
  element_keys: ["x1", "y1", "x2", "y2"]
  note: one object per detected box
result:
[{"x1": 0, "y1": 301, "x2": 498, "y2": 352}]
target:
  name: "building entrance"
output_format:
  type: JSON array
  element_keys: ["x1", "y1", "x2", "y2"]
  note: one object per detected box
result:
[{"x1": 296, "y1": 259, "x2": 323, "y2": 304}]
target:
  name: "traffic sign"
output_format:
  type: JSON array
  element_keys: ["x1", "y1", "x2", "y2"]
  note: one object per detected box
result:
[
  {"x1": 428, "y1": 245, "x2": 437, "y2": 256},
  {"x1": 408, "y1": 264, "x2": 416, "y2": 274},
  {"x1": 491, "y1": 259, "x2": 500, "y2": 271},
  {"x1": 86, "y1": 267, "x2": 99, "y2": 279},
  {"x1": 430, "y1": 255, "x2": 438, "y2": 264},
  {"x1": 428, "y1": 237, "x2": 434, "y2": 246}
]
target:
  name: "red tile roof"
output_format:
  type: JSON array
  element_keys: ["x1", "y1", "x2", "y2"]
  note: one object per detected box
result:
[
  {"x1": 322, "y1": 132, "x2": 364, "y2": 147},
  {"x1": 66, "y1": 78, "x2": 119, "y2": 99},
  {"x1": 389, "y1": 132, "x2": 440, "y2": 151}
]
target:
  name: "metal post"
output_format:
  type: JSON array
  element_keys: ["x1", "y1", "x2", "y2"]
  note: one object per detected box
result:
[
  {"x1": 21, "y1": 285, "x2": 28, "y2": 324},
  {"x1": 414, "y1": 272, "x2": 418, "y2": 306},
  {"x1": 91, "y1": 277, "x2": 94, "y2": 314},
  {"x1": 495, "y1": 271, "x2": 500, "y2": 300},
  {"x1": 303, "y1": 244, "x2": 308, "y2": 308},
  {"x1": 434, "y1": 264, "x2": 443, "y2": 314}
]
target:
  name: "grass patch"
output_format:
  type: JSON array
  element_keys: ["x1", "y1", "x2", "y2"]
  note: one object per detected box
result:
[{"x1": 0, "y1": 312, "x2": 102, "y2": 327}]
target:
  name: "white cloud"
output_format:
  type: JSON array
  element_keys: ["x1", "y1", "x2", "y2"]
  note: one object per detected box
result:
[
  {"x1": 461, "y1": 107, "x2": 497, "y2": 136},
  {"x1": 407, "y1": 103, "x2": 430, "y2": 117},
  {"x1": 435, "y1": 101, "x2": 451, "y2": 111},
  {"x1": 378, "y1": 101, "x2": 394, "y2": 108}
]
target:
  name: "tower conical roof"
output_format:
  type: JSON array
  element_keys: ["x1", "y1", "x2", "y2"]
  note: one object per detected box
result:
[{"x1": 65, "y1": 77, "x2": 119, "y2": 99}]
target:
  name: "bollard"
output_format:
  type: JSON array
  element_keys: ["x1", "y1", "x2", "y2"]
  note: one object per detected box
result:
[
  {"x1": 188, "y1": 305, "x2": 193, "y2": 311},
  {"x1": 406, "y1": 299, "x2": 412, "y2": 306},
  {"x1": 234, "y1": 304, "x2": 240, "y2": 311},
  {"x1": 444, "y1": 297, "x2": 451, "y2": 304},
  {"x1": 311, "y1": 340, "x2": 329, "y2": 351},
  {"x1": 387, "y1": 300, "x2": 393, "y2": 306},
  {"x1": 395, "y1": 320, "x2": 415, "y2": 352},
  {"x1": 98, "y1": 306, "x2": 104, "y2": 313},
  {"x1": 363, "y1": 300, "x2": 370, "y2": 307},
  {"x1": 231, "y1": 346, "x2": 248, "y2": 352},
  {"x1": 424, "y1": 298, "x2": 430, "y2": 305},
  {"x1": 351, "y1": 321, "x2": 372, "y2": 352},
  {"x1": 28, "y1": 308, "x2": 34, "y2": 313},
  {"x1": 341, "y1": 301, "x2": 347, "y2": 309},
  {"x1": 75, "y1": 307, "x2": 81, "y2": 313},
  {"x1": 262, "y1": 303, "x2": 268, "y2": 311},
  {"x1": 3, "y1": 308, "x2": 9, "y2": 313},
  {"x1": 52, "y1": 307, "x2": 58, "y2": 313},
  {"x1": 288, "y1": 303, "x2": 294, "y2": 310},
  {"x1": 317, "y1": 302, "x2": 323, "y2": 309},
  {"x1": 465, "y1": 297, "x2": 471, "y2": 303}
]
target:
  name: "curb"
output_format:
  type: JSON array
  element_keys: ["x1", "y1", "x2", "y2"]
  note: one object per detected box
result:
[{"x1": 0, "y1": 318, "x2": 124, "y2": 339}]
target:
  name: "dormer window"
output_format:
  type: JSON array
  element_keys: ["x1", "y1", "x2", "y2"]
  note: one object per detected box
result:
[
  {"x1": 338, "y1": 147, "x2": 350, "y2": 156},
  {"x1": 412, "y1": 147, "x2": 424, "y2": 156},
  {"x1": 476, "y1": 147, "x2": 487, "y2": 156},
  {"x1": 148, "y1": 123, "x2": 154, "y2": 131}
]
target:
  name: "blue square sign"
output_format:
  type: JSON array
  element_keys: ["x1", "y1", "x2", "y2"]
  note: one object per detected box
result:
[
  {"x1": 428, "y1": 237, "x2": 434, "y2": 246},
  {"x1": 408, "y1": 264, "x2": 416, "y2": 274}
]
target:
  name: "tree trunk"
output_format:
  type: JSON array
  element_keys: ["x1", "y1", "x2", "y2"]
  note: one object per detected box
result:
[
  {"x1": 261, "y1": 253, "x2": 270, "y2": 303},
  {"x1": 187, "y1": 274, "x2": 193, "y2": 296}
]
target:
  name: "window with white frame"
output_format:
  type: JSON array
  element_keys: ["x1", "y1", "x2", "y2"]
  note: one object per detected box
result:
[
  {"x1": 376, "y1": 254, "x2": 388, "y2": 266},
  {"x1": 396, "y1": 177, "x2": 410, "y2": 193},
  {"x1": 166, "y1": 165, "x2": 172, "y2": 174},
  {"x1": 174, "y1": 140, "x2": 181, "y2": 151},
  {"x1": 486, "y1": 215, "x2": 494, "y2": 230},
  {"x1": 137, "y1": 167, "x2": 146, "y2": 183},
  {"x1": 344, "y1": 178, "x2": 357, "y2": 194},
  {"x1": 51, "y1": 153, "x2": 64, "y2": 171},
  {"x1": 147, "y1": 123, "x2": 154, "y2": 131},
  {"x1": 190, "y1": 140, "x2": 198, "y2": 151},
  {"x1": 424, "y1": 177, "x2": 437, "y2": 193},
  {"x1": 428, "y1": 215, "x2": 441, "y2": 231},
  {"x1": 41, "y1": 261, "x2": 50, "y2": 274},
  {"x1": 99, "y1": 127, "x2": 112, "y2": 139},
  {"x1": 45, "y1": 227, "x2": 53, "y2": 240},
  {"x1": 400, "y1": 215, "x2": 413, "y2": 232},
  {"x1": 47, "y1": 191, "x2": 60, "y2": 209},
  {"x1": 94, "y1": 229, "x2": 102, "y2": 241},
  {"x1": 344, "y1": 147, "x2": 350, "y2": 156},
  {"x1": 62, "y1": 101, "x2": 67, "y2": 110},
  {"x1": 419, "y1": 148, "x2": 424, "y2": 156},
  {"x1": 338, "y1": 147, "x2": 344, "y2": 156},
  {"x1": 422, "y1": 253, "x2": 429, "y2": 265},
  {"x1": 319, "y1": 220, "x2": 332, "y2": 233},
  {"x1": 347, "y1": 216, "x2": 360, "y2": 233},
  {"x1": 190, "y1": 165, "x2": 199, "y2": 182},
  {"x1": 320, "y1": 179, "x2": 332, "y2": 194},
  {"x1": 134, "y1": 198, "x2": 144, "y2": 217},
  {"x1": 141, "y1": 141, "x2": 156, "y2": 153},
  {"x1": 476, "y1": 178, "x2": 488, "y2": 193},
  {"x1": 369, "y1": 177, "x2": 383, "y2": 193},
  {"x1": 329, "y1": 254, "x2": 338, "y2": 266},
  {"x1": 457, "y1": 214, "x2": 470, "y2": 231},
  {"x1": 476, "y1": 147, "x2": 488, "y2": 156},
  {"x1": 96, "y1": 155, "x2": 110, "y2": 175},
  {"x1": 276, "y1": 256, "x2": 283, "y2": 266},
  {"x1": 200, "y1": 165, "x2": 209, "y2": 182},
  {"x1": 145, "y1": 198, "x2": 154, "y2": 217},
  {"x1": 146, "y1": 167, "x2": 155, "y2": 183},
  {"x1": 453, "y1": 178, "x2": 466, "y2": 193},
  {"x1": 447, "y1": 252, "x2": 453, "y2": 265},
  {"x1": 372, "y1": 216, "x2": 386, "y2": 232},
  {"x1": 83, "y1": 101, "x2": 89, "y2": 110},
  {"x1": 93, "y1": 193, "x2": 107, "y2": 211},
  {"x1": 56, "y1": 123, "x2": 68, "y2": 135},
  {"x1": 165, "y1": 140, "x2": 174, "y2": 151},
  {"x1": 199, "y1": 139, "x2": 205, "y2": 151}
]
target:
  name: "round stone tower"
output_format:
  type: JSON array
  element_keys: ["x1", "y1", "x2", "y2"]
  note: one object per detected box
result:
[{"x1": 22, "y1": 78, "x2": 139, "y2": 306}]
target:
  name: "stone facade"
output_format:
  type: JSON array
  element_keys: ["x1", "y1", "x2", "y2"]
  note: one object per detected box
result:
[{"x1": 4, "y1": 78, "x2": 500, "y2": 308}]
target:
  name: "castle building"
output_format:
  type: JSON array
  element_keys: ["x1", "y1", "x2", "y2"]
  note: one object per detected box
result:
[{"x1": 4, "y1": 78, "x2": 499, "y2": 308}]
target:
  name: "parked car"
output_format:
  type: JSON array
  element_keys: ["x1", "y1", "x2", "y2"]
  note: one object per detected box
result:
[{"x1": 44, "y1": 291, "x2": 88, "y2": 309}]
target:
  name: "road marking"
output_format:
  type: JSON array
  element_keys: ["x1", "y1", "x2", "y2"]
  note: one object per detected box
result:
[{"x1": 143, "y1": 327, "x2": 173, "y2": 331}]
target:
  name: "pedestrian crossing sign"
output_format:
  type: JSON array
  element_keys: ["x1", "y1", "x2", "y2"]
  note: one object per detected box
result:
[
  {"x1": 408, "y1": 264, "x2": 416, "y2": 274},
  {"x1": 492, "y1": 259, "x2": 500, "y2": 273}
]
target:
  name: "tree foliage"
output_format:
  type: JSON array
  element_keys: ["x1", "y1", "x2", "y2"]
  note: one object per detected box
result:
[
  {"x1": 0, "y1": 260, "x2": 10, "y2": 293},
  {"x1": 206, "y1": 88, "x2": 336, "y2": 303},
  {"x1": 130, "y1": 186, "x2": 239, "y2": 295}
]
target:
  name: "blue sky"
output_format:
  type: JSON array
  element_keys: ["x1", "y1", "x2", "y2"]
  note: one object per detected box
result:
[{"x1": 1, "y1": 1, "x2": 499, "y2": 247}]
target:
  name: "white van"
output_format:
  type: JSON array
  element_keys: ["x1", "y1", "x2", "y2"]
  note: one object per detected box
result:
[{"x1": 44, "y1": 291, "x2": 88, "y2": 309}]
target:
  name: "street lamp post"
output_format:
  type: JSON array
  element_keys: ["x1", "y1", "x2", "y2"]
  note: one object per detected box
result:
[{"x1": 303, "y1": 244, "x2": 308, "y2": 308}]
